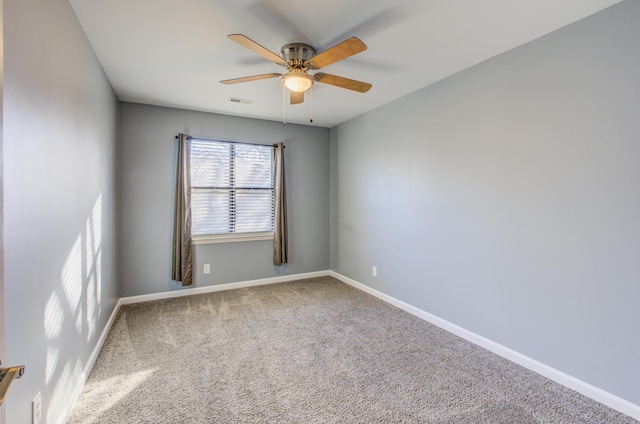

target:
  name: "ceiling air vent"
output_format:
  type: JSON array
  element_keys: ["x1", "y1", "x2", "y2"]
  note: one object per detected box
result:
[{"x1": 228, "y1": 97, "x2": 253, "y2": 104}]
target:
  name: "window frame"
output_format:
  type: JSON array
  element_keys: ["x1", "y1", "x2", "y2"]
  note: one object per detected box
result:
[
  {"x1": 189, "y1": 139, "x2": 275, "y2": 244},
  {"x1": 191, "y1": 231, "x2": 274, "y2": 244}
]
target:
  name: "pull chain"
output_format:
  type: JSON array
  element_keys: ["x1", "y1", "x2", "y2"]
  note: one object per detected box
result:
[{"x1": 309, "y1": 85, "x2": 314, "y2": 123}]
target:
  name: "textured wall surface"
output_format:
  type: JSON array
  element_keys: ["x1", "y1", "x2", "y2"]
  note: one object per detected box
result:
[
  {"x1": 331, "y1": 0, "x2": 640, "y2": 405},
  {"x1": 3, "y1": 0, "x2": 119, "y2": 422},
  {"x1": 118, "y1": 103, "x2": 330, "y2": 297}
]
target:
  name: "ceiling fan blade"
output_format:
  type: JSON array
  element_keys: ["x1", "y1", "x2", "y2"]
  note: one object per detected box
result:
[
  {"x1": 227, "y1": 34, "x2": 288, "y2": 67},
  {"x1": 290, "y1": 90, "x2": 304, "y2": 105},
  {"x1": 307, "y1": 37, "x2": 367, "y2": 70},
  {"x1": 314, "y1": 73, "x2": 372, "y2": 93},
  {"x1": 220, "y1": 73, "x2": 281, "y2": 85}
]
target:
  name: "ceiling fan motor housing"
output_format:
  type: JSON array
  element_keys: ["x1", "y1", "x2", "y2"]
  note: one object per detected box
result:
[{"x1": 281, "y1": 43, "x2": 316, "y2": 66}]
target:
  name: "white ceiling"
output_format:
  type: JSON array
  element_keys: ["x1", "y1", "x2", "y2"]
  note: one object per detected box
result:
[{"x1": 69, "y1": 0, "x2": 622, "y2": 128}]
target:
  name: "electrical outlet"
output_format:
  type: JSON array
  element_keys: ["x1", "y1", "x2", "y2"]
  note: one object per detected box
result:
[
  {"x1": 372, "y1": 266, "x2": 377, "y2": 277},
  {"x1": 32, "y1": 391, "x2": 42, "y2": 424},
  {"x1": 203, "y1": 264, "x2": 211, "y2": 274}
]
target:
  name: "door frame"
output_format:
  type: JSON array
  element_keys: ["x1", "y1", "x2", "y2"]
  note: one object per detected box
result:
[{"x1": 1, "y1": 0, "x2": 6, "y2": 421}]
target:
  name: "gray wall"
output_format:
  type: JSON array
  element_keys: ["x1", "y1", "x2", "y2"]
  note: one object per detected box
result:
[
  {"x1": 3, "y1": 0, "x2": 119, "y2": 423},
  {"x1": 118, "y1": 103, "x2": 330, "y2": 297},
  {"x1": 331, "y1": 0, "x2": 640, "y2": 406}
]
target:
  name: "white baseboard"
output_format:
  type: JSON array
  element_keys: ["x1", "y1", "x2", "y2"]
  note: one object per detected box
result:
[
  {"x1": 328, "y1": 270, "x2": 640, "y2": 421},
  {"x1": 119, "y1": 270, "x2": 329, "y2": 304}
]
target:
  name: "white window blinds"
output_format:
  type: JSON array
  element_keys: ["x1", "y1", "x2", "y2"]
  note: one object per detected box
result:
[{"x1": 190, "y1": 139, "x2": 274, "y2": 236}]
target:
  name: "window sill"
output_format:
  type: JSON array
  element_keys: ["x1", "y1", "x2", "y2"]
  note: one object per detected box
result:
[{"x1": 192, "y1": 232, "x2": 274, "y2": 245}]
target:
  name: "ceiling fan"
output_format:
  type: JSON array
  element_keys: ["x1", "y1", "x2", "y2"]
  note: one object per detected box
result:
[{"x1": 220, "y1": 34, "x2": 372, "y2": 105}]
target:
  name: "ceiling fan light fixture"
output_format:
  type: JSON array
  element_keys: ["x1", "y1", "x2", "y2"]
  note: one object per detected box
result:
[{"x1": 283, "y1": 70, "x2": 313, "y2": 93}]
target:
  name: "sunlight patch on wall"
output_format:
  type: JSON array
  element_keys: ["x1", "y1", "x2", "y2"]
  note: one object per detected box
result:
[
  {"x1": 44, "y1": 292, "x2": 65, "y2": 385},
  {"x1": 44, "y1": 293, "x2": 65, "y2": 339},
  {"x1": 75, "y1": 305, "x2": 84, "y2": 334},
  {"x1": 44, "y1": 194, "x2": 107, "y2": 422},
  {"x1": 86, "y1": 195, "x2": 103, "y2": 340},
  {"x1": 62, "y1": 235, "x2": 83, "y2": 322},
  {"x1": 86, "y1": 195, "x2": 102, "y2": 277},
  {"x1": 47, "y1": 359, "x2": 84, "y2": 424},
  {"x1": 86, "y1": 275, "x2": 97, "y2": 339},
  {"x1": 46, "y1": 346, "x2": 60, "y2": 385}
]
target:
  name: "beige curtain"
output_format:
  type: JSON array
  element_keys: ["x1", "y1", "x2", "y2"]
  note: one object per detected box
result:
[
  {"x1": 273, "y1": 142, "x2": 288, "y2": 265},
  {"x1": 171, "y1": 133, "x2": 193, "y2": 286}
]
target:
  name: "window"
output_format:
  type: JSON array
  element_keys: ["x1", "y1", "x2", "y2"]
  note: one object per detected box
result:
[{"x1": 190, "y1": 139, "x2": 274, "y2": 243}]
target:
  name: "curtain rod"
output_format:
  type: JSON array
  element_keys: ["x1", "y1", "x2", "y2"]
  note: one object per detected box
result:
[{"x1": 174, "y1": 135, "x2": 284, "y2": 148}]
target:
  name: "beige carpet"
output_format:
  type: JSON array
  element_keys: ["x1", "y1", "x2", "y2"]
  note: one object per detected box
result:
[{"x1": 68, "y1": 276, "x2": 636, "y2": 423}]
